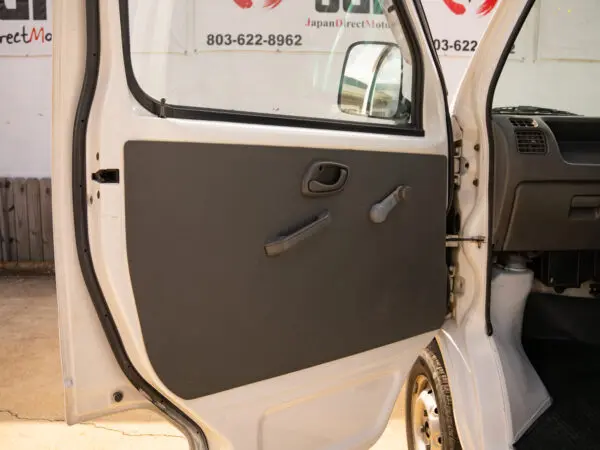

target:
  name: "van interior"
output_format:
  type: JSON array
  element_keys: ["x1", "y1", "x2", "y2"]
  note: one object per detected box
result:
[
  {"x1": 479, "y1": 2, "x2": 600, "y2": 449},
  {"x1": 490, "y1": 113, "x2": 600, "y2": 450}
]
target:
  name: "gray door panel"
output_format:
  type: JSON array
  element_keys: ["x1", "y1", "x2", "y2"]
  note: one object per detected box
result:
[{"x1": 124, "y1": 141, "x2": 447, "y2": 399}]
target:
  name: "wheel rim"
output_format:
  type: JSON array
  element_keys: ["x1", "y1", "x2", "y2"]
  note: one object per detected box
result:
[{"x1": 411, "y1": 374, "x2": 442, "y2": 450}]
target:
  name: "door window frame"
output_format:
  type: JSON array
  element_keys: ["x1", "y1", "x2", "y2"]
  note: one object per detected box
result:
[{"x1": 118, "y1": 0, "x2": 426, "y2": 136}]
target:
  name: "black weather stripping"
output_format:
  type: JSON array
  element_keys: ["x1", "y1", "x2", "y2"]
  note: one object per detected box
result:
[{"x1": 72, "y1": 0, "x2": 208, "y2": 447}]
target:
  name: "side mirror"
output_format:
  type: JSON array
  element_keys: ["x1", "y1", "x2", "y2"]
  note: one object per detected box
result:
[{"x1": 338, "y1": 42, "x2": 410, "y2": 122}]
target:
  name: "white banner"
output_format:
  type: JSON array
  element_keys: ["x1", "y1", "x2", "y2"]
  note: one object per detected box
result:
[
  {"x1": 195, "y1": 0, "x2": 394, "y2": 54},
  {"x1": 194, "y1": 0, "x2": 524, "y2": 59},
  {"x1": 422, "y1": 0, "x2": 525, "y2": 60},
  {"x1": 0, "y1": 0, "x2": 52, "y2": 56},
  {"x1": 0, "y1": 0, "x2": 522, "y2": 59}
]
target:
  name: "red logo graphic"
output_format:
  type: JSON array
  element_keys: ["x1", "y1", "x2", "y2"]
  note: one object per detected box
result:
[
  {"x1": 233, "y1": 0, "x2": 282, "y2": 9},
  {"x1": 443, "y1": 0, "x2": 497, "y2": 16}
]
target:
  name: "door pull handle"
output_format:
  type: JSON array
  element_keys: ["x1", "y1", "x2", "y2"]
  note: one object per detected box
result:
[
  {"x1": 302, "y1": 161, "x2": 349, "y2": 197},
  {"x1": 309, "y1": 170, "x2": 348, "y2": 194},
  {"x1": 265, "y1": 211, "x2": 331, "y2": 257},
  {"x1": 569, "y1": 195, "x2": 600, "y2": 220}
]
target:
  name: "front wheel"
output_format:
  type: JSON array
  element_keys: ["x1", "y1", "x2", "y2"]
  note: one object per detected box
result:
[{"x1": 405, "y1": 340, "x2": 461, "y2": 450}]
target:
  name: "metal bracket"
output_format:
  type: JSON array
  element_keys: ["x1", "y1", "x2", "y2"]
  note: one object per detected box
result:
[
  {"x1": 158, "y1": 98, "x2": 168, "y2": 118},
  {"x1": 446, "y1": 234, "x2": 486, "y2": 248}
]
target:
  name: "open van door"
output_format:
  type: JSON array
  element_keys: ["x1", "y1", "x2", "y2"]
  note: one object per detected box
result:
[{"x1": 52, "y1": 0, "x2": 453, "y2": 448}]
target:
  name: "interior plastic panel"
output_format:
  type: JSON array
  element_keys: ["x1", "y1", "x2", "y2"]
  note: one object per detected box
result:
[
  {"x1": 545, "y1": 117, "x2": 600, "y2": 165},
  {"x1": 507, "y1": 182, "x2": 600, "y2": 250},
  {"x1": 491, "y1": 116, "x2": 600, "y2": 251},
  {"x1": 124, "y1": 141, "x2": 448, "y2": 400}
]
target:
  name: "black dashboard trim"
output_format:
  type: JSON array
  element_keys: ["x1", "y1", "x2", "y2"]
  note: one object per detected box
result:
[{"x1": 491, "y1": 114, "x2": 600, "y2": 252}]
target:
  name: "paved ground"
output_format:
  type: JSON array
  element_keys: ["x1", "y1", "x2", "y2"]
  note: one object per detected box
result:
[{"x1": 0, "y1": 276, "x2": 406, "y2": 449}]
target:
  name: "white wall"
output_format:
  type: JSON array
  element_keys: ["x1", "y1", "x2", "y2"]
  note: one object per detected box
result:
[
  {"x1": 0, "y1": 58, "x2": 51, "y2": 177},
  {"x1": 1, "y1": 0, "x2": 599, "y2": 177},
  {"x1": 494, "y1": 1, "x2": 600, "y2": 117},
  {"x1": 0, "y1": 0, "x2": 52, "y2": 177}
]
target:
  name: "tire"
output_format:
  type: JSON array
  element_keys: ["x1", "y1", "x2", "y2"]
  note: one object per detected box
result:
[{"x1": 405, "y1": 339, "x2": 461, "y2": 450}]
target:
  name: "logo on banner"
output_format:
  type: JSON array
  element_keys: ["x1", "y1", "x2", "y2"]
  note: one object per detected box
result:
[
  {"x1": 442, "y1": 0, "x2": 497, "y2": 16},
  {"x1": 0, "y1": 0, "x2": 47, "y2": 20},
  {"x1": 233, "y1": 0, "x2": 386, "y2": 14},
  {"x1": 233, "y1": 0, "x2": 282, "y2": 9},
  {"x1": 0, "y1": 0, "x2": 51, "y2": 55},
  {"x1": 305, "y1": 0, "x2": 388, "y2": 30}
]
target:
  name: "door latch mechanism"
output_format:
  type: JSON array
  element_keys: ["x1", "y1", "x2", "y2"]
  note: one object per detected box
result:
[{"x1": 91, "y1": 169, "x2": 120, "y2": 184}]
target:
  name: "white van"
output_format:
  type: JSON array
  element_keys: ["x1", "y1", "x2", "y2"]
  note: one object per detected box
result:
[{"x1": 52, "y1": 0, "x2": 600, "y2": 449}]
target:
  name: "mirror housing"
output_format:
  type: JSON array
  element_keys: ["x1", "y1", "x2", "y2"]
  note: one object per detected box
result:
[{"x1": 338, "y1": 41, "x2": 410, "y2": 122}]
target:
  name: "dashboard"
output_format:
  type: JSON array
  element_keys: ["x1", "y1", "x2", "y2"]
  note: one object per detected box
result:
[{"x1": 491, "y1": 115, "x2": 600, "y2": 252}]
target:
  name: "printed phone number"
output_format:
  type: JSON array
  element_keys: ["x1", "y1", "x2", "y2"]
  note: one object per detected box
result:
[
  {"x1": 434, "y1": 38, "x2": 516, "y2": 54},
  {"x1": 206, "y1": 33, "x2": 303, "y2": 47}
]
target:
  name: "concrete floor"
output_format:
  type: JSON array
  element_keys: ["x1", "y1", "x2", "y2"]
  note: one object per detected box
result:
[{"x1": 0, "y1": 276, "x2": 406, "y2": 449}]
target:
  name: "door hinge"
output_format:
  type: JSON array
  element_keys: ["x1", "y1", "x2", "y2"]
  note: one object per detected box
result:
[
  {"x1": 92, "y1": 169, "x2": 120, "y2": 184},
  {"x1": 453, "y1": 140, "x2": 467, "y2": 188},
  {"x1": 448, "y1": 265, "x2": 464, "y2": 312},
  {"x1": 445, "y1": 234, "x2": 486, "y2": 248}
]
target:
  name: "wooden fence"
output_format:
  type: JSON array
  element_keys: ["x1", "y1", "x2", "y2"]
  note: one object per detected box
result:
[{"x1": 0, "y1": 178, "x2": 54, "y2": 266}]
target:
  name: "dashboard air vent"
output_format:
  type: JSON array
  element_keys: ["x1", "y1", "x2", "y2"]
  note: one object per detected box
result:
[
  {"x1": 509, "y1": 117, "x2": 537, "y2": 128},
  {"x1": 515, "y1": 129, "x2": 547, "y2": 154}
]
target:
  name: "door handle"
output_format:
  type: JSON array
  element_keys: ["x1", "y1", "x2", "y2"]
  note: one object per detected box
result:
[
  {"x1": 302, "y1": 161, "x2": 349, "y2": 197},
  {"x1": 370, "y1": 185, "x2": 411, "y2": 224},
  {"x1": 569, "y1": 195, "x2": 600, "y2": 220},
  {"x1": 265, "y1": 211, "x2": 331, "y2": 257}
]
